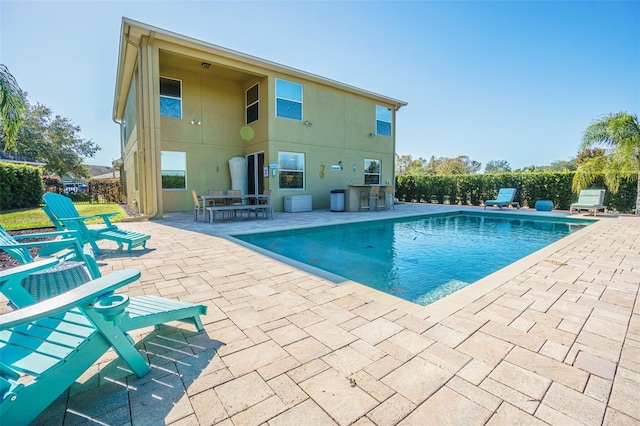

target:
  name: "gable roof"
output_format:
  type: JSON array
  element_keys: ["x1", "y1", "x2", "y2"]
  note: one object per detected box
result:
[
  {"x1": 113, "y1": 18, "x2": 407, "y2": 121},
  {"x1": 0, "y1": 150, "x2": 45, "y2": 167}
]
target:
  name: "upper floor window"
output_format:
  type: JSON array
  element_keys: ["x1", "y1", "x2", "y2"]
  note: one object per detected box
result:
[
  {"x1": 364, "y1": 159, "x2": 381, "y2": 185},
  {"x1": 376, "y1": 105, "x2": 392, "y2": 137},
  {"x1": 246, "y1": 83, "x2": 259, "y2": 124},
  {"x1": 276, "y1": 79, "x2": 302, "y2": 121},
  {"x1": 160, "y1": 77, "x2": 182, "y2": 119},
  {"x1": 161, "y1": 151, "x2": 186, "y2": 190},
  {"x1": 278, "y1": 151, "x2": 305, "y2": 189}
]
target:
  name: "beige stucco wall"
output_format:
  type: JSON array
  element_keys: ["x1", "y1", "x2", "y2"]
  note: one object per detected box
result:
[
  {"x1": 154, "y1": 67, "x2": 397, "y2": 211},
  {"x1": 159, "y1": 66, "x2": 250, "y2": 211},
  {"x1": 265, "y1": 75, "x2": 396, "y2": 210}
]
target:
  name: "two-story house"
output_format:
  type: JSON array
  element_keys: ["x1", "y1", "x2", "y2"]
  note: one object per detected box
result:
[{"x1": 112, "y1": 18, "x2": 407, "y2": 217}]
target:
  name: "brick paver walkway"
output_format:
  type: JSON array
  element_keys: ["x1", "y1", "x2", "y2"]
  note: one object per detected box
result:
[{"x1": 16, "y1": 205, "x2": 640, "y2": 425}]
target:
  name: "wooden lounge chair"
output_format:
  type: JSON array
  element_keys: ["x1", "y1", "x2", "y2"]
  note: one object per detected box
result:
[
  {"x1": 42, "y1": 192, "x2": 151, "y2": 254},
  {"x1": 570, "y1": 189, "x2": 606, "y2": 216},
  {"x1": 0, "y1": 260, "x2": 207, "y2": 425},
  {"x1": 484, "y1": 188, "x2": 520, "y2": 210}
]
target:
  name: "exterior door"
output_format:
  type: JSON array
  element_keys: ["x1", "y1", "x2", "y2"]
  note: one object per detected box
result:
[{"x1": 247, "y1": 152, "x2": 265, "y2": 197}]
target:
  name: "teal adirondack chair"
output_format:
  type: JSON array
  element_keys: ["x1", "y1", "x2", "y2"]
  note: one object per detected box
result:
[
  {"x1": 0, "y1": 225, "x2": 100, "y2": 278},
  {"x1": 0, "y1": 260, "x2": 207, "y2": 425},
  {"x1": 484, "y1": 188, "x2": 520, "y2": 210},
  {"x1": 43, "y1": 192, "x2": 150, "y2": 254}
]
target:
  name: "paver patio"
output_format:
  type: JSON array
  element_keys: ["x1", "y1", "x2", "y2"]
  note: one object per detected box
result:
[{"x1": 4, "y1": 204, "x2": 639, "y2": 425}]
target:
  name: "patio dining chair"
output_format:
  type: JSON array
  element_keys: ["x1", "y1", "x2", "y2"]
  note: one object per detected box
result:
[
  {"x1": 227, "y1": 190, "x2": 246, "y2": 218},
  {"x1": 208, "y1": 190, "x2": 226, "y2": 206},
  {"x1": 257, "y1": 189, "x2": 273, "y2": 219},
  {"x1": 192, "y1": 190, "x2": 205, "y2": 222}
]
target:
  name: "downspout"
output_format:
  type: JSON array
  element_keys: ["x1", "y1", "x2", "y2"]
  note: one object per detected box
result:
[{"x1": 121, "y1": 32, "x2": 159, "y2": 222}]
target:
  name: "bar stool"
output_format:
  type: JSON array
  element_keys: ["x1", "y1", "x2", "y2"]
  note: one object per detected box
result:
[
  {"x1": 369, "y1": 186, "x2": 381, "y2": 211},
  {"x1": 376, "y1": 186, "x2": 388, "y2": 210},
  {"x1": 384, "y1": 186, "x2": 394, "y2": 210},
  {"x1": 360, "y1": 189, "x2": 371, "y2": 211}
]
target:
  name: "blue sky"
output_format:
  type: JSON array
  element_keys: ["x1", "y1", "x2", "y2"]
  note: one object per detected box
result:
[{"x1": 2, "y1": 1, "x2": 638, "y2": 171}]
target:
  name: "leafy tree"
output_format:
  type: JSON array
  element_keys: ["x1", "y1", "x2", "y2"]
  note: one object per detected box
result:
[
  {"x1": 7, "y1": 101, "x2": 101, "y2": 178},
  {"x1": 0, "y1": 64, "x2": 26, "y2": 152},
  {"x1": 406, "y1": 158, "x2": 428, "y2": 175},
  {"x1": 395, "y1": 154, "x2": 428, "y2": 176},
  {"x1": 428, "y1": 155, "x2": 481, "y2": 175},
  {"x1": 546, "y1": 159, "x2": 578, "y2": 172},
  {"x1": 395, "y1": 154, "x2": 413, "y2": 175},
  {"x1": 485, "y1": 160, "x2": 512, "y2": 173},
  {"x1": 573, "y1": 112, "x2": 640, "y2": 215},
  {"x1": 397, "y1": 154, "x2": 482, "y2": 175},
  {"x1": 516, "y1": 158, "x2": 578, "y2": 173}
]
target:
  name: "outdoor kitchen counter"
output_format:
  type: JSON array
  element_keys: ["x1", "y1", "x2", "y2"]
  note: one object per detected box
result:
[{"x1": 345, "y1": 185, "x2": 391, "y2": 212}]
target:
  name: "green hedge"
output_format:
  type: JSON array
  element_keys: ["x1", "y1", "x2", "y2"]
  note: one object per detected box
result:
[
  {"x1": 396, "y1": 172, "x2": 638, "y2": 213},
  {"x1": 0, "y1": 163, "x2": 43, "y2": 210}
]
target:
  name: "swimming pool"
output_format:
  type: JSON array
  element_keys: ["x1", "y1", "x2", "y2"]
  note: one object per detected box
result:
[{"x1": 233, "y1": 212, "x2": 592, "y2": 305}]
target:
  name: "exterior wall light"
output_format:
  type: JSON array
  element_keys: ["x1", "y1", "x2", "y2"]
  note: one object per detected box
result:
[
  {"x1": 303, "y1": 120, "x2": 312, "y2": 126},
  {"x1": 201, "y1": 62, "x2": 211, "y2": 69},
  {"x1": 369, "y1": 132, "x2": 376, "y2": 137},
  {"x1": 190, "y1": 119, "x2": 201, "y2": 125}
]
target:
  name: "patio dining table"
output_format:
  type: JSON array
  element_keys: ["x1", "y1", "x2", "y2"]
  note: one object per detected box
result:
[
  {"x1": 199, "y1": 194, "x2": 272, "y2": 222},
  {"x1": 200, "y1": 194, "x2": 270, "y2": 205}
]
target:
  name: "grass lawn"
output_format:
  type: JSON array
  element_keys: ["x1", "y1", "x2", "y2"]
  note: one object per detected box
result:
[{"x1": 0, "y1": 204, "x2": 127, "y2": 231}]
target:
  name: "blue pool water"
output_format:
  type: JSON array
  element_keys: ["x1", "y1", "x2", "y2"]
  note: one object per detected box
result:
[{"x1": 234, "y1": 212, "x2": 591, "y2": 305}]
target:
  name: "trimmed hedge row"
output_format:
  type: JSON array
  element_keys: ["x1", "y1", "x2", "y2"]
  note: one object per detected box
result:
[
  {"x1": 396, "y1": 172, "x2": 638, "y2": 213},
  {"x1": 0, "y1": 163, "x2": 125, "y2": 211},
  {"x1": 0, "y1": 163, "x2": 43, "y2": 210}
]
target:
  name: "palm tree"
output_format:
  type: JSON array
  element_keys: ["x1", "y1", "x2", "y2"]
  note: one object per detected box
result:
[
  {"x1": 0, "y1": 64, "x2": 26, "y2": 152},
  {"x1": 573, "y1": 112, "x2": 640, "y2": 215}
]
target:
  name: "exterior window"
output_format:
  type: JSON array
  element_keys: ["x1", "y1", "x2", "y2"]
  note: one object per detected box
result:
[
  {"x1": 364, "y1": 159, "x2": 381, "y2": 185},
  {"x1": 376, "y1": 105, "x2": 392, "y2": 136},
  {"x1": 160, "y1": 77, "x2": 182, "y2": 118},
  {"x1": 278, "y1": 151, "x2": 305, "y2": 189},
  {"x1": 246, "y1": 83, "x2": 259, "y2": 124},
  {"x1": 161, "y1": 151, "x2": 186, "y2": 189},
  {"x1": 276, "y1": 79, "x2": 302, "y2": 121}
]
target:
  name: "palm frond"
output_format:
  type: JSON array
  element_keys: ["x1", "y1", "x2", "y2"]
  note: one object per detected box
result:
[
  {"x1": 572, "y1": 155, "x2": 605, "y2": 193},
  {"x1": 0, "y1": 64, "x2": 26, "y2": 152}
]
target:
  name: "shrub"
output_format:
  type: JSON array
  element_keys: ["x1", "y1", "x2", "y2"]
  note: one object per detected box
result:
[{"x1": 0, "y1": 163, "x2": 43, "y2": 210}]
